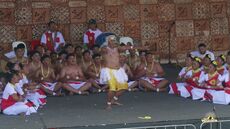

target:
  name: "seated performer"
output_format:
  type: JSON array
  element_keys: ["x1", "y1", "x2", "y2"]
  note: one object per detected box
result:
[
  {"x1": 178, "y1": 54, "x2": 193, "y2": 80},
  {"x1": 54, "y1": 51, "x2": 67, "y2": 75},
  {"x1": 216, "y1": 54, "x2": 227, "y2": 75},
  {"x1": 27, "y1": 51, "x2": 42, "y2": 80},
  {"x1": 64, "y1": 44, "x2": 75, "y2": 54},
  {"x1": 7, "y1": 62, "x2": 44, "y2": 109},
  {"x1": 81, "y1": 50, "x2": 93, "y2": 76},
  {"x1": 10, "y1": 45, "x2": 28, "y2": 65},
  {"x1": 201, "y1": 54, "x2": 212, "y2": 73},
  {"x1": 219, "y1": 67, "x2": 230, "y2": 104},
  {"x1": 35, "y1": 55, "x2": 63, "y2": 96},
  {"x1": 4, "y1": 43, "x2": 27, "y2": 59},
  {"x1": 119, "y1": 52, "x2": 138, "y2": 91},
  {"x1": 169, "y1": 54, "x2": 194, "y2": 97},
  {"x1": 75, "y1": 45, "x2": 83, "y2": 64},
  {"x1": 127, "y1": 47, "x2": 140, "y2": 72},
  {"x1": 34, "y1": 45, "x2": 45, "y2": 57},
  {"x1": 197, "y1": 61, "x2": 223, "y2": 103},
  {"x1": 0, "y1": 46, "x2": 7, "y2": 87},
  {"x1": 91, "y1": 44, "x2": 101, "y2": 55},
  {"x1": 191, "y1": 43, "x2": 215, "y2": 61},
  {"x1": 135, "y1": 52, "x2": 168, "y2": 92},
  {"x1": 59, "y1": 54, "x2": 92, "y2": 95},
  {"x1": 222, "y1": 66, "x2": 230, "y2": 88},
  {"x1": 169, "y1": 57, "x2": 204, "y2": 98},
  {"x1": 1, "y1": 72, "x2": 36, "y2": 115},
  {"x1": 50, "y1": 52, "x2": 58, "y2": 65},
  {"x1": 225, "y1": 51, "x2": 230, "y2": 68},
  {"x1": 87, "y1": 54, "x2": 107, "y2": 92}
]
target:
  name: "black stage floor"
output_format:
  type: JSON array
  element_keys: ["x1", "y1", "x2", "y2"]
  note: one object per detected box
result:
[{"x1": 1, "y1": 65, "x2": 230, "y2": 129}]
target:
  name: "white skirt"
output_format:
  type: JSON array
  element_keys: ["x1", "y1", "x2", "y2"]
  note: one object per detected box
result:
[{"x1": 99, "y1": 67, "x2": 128, "y2": 84}]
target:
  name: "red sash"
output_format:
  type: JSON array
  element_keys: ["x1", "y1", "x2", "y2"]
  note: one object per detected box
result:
[
  {"x1": 45, "y1": 32, "x2": 60, "y2": 52},
  {"x1": 186, "y1": 71, "x2": 201, "y2": 87},
  {"x1": 86, "y1": 31, "x2": 95, "y2": 49},
  {"x1": 206, "y1": 73, "x2": 219, "y2": 87},
  {"x1": 45, "y1": 32, "x2": 54, "y2": 52}
]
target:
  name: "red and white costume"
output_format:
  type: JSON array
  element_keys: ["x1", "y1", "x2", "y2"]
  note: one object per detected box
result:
[
  {"x1": 189, "y1": 72, "x2": 221, "y2": 101},
  {"x1": 217, "y1": 66, "x2": 228, "y2": 75},
  {"x1": 68, "y1": 81, "x2": 86, "y2": 90},
  {"x1": 196, "y1": 72, "x2": 226, "y2": 104},
  {"x1": 169, "y1": 68, "x2": 204, "y2": 98},
  {"x1": 141, "y1": 76, "x2": 165, "y2": 88},
  {"x1": 178, "y1": 66, "x2": 192, "y2": 78},
  {"x1": 16, "y1": 74, "x2": 45, "y2": 109},
  {"x1": 216, "y1": 72, "x2": 230, "y2": 104},
  {"x1": 83, "y1": 29, "x2": 102, "y2": 48},
  {"x1": 1, "y1": 83, "x2": 36, "y2": 115},
  {"x1": 40, "y1": 82, "x2": 57, "y2": 92},
  {"x1": 41, "y1": 31, "x2": 65, "y2": 52}
]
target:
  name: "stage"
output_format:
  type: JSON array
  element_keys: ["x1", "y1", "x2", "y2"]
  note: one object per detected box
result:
[{"x1": 0, "y1": 65, "x2": 230, "y2": 129}]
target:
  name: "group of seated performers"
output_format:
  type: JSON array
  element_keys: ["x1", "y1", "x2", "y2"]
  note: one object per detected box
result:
[
  {"x1": 0, "y1": 39, "x2": 229, "y2": 115},
  {"x1": 0, "y1": 40, "x2": 170, "y2": 115},
  {"x1": 169, "y1": 46, "x2": 230, "y2": 105}
]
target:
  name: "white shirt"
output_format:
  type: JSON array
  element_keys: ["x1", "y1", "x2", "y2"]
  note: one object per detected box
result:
[
  {"x1": 178, "y1": 67, "x2": 189, "y2": 78},
  {"x1": 15, "y1": 74, "x2": 29, "y2": 96},
  {"x1": 41, "y1": 31, "x2": 65, "y2": 52},
  {"x1": 4, "y1": 51, "x2": 27, "y2": 59},
  {"x1": 2, "y1": 83, "x2": 17, "y2": 100},
  {"x1": 219, "y1": 72, "x2": 229, "y2": 82},
  {"x1": 190, "y1": 50, "x2": 215, "y2": 61},
  {"x1": 83, "y1": 29, "x2": 102, "y2": 44}
]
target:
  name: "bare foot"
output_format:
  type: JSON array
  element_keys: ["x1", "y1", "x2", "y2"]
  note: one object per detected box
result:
[
  {"x1": 97, "y1": 89, "x2": 102, "y2": 93},
  {"x1": 79, "y1": 91, "x2": 89, "y2": 95}
]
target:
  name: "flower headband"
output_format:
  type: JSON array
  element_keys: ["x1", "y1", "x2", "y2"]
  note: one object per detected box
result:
[
  {"x1": 211, "y1": 60, "x2": 218, "y2": 66},
  {"x1": 219, "y1": 54, "x2": 226, "y2": 62},
  {"x1": 194, "y1": 57, "x2": 201, "y2": 63}
]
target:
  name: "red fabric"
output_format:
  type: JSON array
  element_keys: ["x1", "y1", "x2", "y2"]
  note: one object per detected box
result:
[
  {"x1": 45, "y1": 32, "x2": 54, "y2": 52},
  {"x1": 225, "y1": 81, "x2": 230, "y2": 88},
  {"x1": 25, "y1": 101, "x2": 33, "y2": 107},
  {"x1": 186, "y1": 71, "x2": 201, "y2": 87},
  {"x1": 204, "y1": 91, "x2": 213, "y2": 101},
  {"x1": 225, "y1": 89, "x2": 230, "y2": 94},
  {"x1": 171, "y1": 83, "x2": 180, "y2": 95},
  {"x1": 86, "y1": 31, "x2": 95, "y2": 49},
  {"x1": 30, "y1": 40, "x2": 41, "y2": 51},
  {"x1": 39, "y1": 98, "x2": 47, "y2": 105},
  {"x1": 185, "y1": 85, "x2": 193, "y2": 96},
  {"x1": 150, "y1": 78, "x2": 161, "y2": 87},
  {"x1": 68, "y1": 82, "x2": 82, "y2": 84},
  {"x1": 1, "y1": 96, "x2": 17, "y2": 111},
  {"x1": 55, "y1": 37, "x2": 60, "y2": 43},
  {"x1": 36, "y1": 89, "x2": 46, "y2": 96}
]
